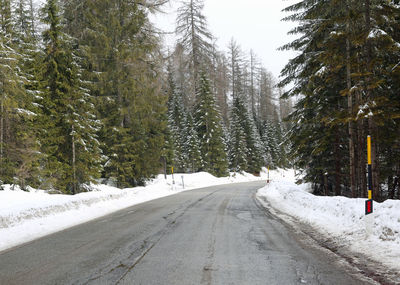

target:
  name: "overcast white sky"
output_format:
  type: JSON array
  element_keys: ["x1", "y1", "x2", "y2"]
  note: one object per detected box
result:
[{"x1": 151, "y1": 0, "x2": 298, "y2": 80}]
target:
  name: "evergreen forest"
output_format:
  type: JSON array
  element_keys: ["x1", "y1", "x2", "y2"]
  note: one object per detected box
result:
[
  {"x1": 0, "y1": 0, "x2": 399, "y2": 202},
  {"x1": 280, "y1": 0, "x2": 400, "y2": 200}
]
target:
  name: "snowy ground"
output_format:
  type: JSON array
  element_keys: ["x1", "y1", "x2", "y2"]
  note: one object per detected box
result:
[
  {"x1": 0, "y1": 171, "x2": 266, "y2": 252},
  {"x1": 257, "y1": 170, "x2": 400, "y2": 277}
]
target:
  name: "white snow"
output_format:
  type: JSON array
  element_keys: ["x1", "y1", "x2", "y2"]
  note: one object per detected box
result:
[
  {"x1": 15, "y1": 108, "x2": 36, "y2": 117},
  {"x1": 368, "y1": 28, "x2": 388, "y2": 39},
  {"x1": 0, "y1": 170, "x2": 267, "y2": 252},
  {"x1": 257, "y1": 170, "x2": 400, "y2": 273}
]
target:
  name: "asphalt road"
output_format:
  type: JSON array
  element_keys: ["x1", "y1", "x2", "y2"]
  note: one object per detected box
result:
[{"x1": 0, "y1": 181, "x2": 371, "y2": 285}]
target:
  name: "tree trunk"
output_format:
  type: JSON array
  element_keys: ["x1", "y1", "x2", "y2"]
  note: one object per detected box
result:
[
  {"x1": 0, "y1": 93, "x2": 3, "y2": 165},
  {"x1": 356, "y1": 90, "x2": 366, "y2": 198},
  {"x1": 72, "y1": 124, "x2": 77, "y2": 195},
  {"x1": 388, "y1": 175, "x2": 394, "y2": 199},
  {"x1": 359, "y1": 132, "x2": 367, "y2": 197},
  {"x1": 334, "y1": 128, "x2": 341, "y2": 196},
  {"x1": 324, "y1": 173, "x2": 329, "y2": 196},
  {"x1": 29, "y1": 0, "x2": 36, "y2": 35},
  {"x1": 250, "y1": 51, "x2": 256, "y2": 117},
  {"x1": 346, "y1": 33, "x2": 357, "y2": 198},
  {"x1": 190, "y1": 0, "x2": 198, "y2": 99}
]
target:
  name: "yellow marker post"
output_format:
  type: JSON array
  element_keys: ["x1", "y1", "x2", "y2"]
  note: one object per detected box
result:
[
  {"x1": 171, "y1": 167, "x2": 175, "y2": 185},
  {"x1": 367, "y1": 136, "x2": 373, "y2": 202},
  {"x1": 366, "y1": 136, "x2": 373, "y2": 237}
]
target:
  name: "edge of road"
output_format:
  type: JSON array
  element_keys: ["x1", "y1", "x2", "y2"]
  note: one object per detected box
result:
[{"x1": 254, "y1": 193, "x2": 398, "y2": 285}]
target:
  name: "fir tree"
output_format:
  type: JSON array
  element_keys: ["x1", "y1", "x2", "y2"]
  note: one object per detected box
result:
[
  {"x1": 12, "y1": 0, "x2": 42, "y2": 189},
  {"x1": 185, "y1": 113, "x2": 203, "y2": 172},
  {"x1": 167, "y1": 61, "x2": 188, "y2": 172},
  {"x1": 230, "y1": 95, "x2": 264, "y2": 174},
  {"x1": 194, "y1": 72, "x2": 228, "y2": 177},
  {"x1": 63, "y1": 0, "x2": 167, "y2": 187},
  {"x1": 229, "y1": 97, "x2": 248, "y2": 172},
  {"x1": 0, "y1": 0, "x2": 39, "y2": 188},
  {"x1": 39, "y1": 0, "x2": 101, "y2": 193},
  {"x1": 279, "y1": 0, "x2": 400, "y2": 198}
]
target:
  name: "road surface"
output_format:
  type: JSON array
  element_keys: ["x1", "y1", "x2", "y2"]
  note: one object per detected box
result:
[{"x1": 0, "y1": 181, "x2": 371, "y2": 284}]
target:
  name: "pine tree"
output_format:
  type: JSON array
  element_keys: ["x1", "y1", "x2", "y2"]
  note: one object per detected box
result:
[
  {"x1": 0, "y1": 1, "x2": 19, "y2": 183},
  {"x1": 167, "y1": 62, "x2": 188, "y2": 172},
  {"x1": 211, "y1": 50, "x2": 229, "y2": 126},
  {"x1": 195, "y1": 72, "x2": 228, "y2": 177},
  {"x1": 227, "y1": 39, "x2": 245, "y2": 101},
  {"x1": 0, "y1": 0, "x2": 39, "y2": 188},
  {"x1": 185, "y1": 113, "x2": 203, "y2": 172},
  {"x1": 39, "y1": 0, "x2": 101, "y2": 193},
  {"x1": 63, "y1": 0, "x2": 167, "y2": 187},
  {"x1": 230, "y1": 95, "x2": 264, "y2": 174},
  {"x1": 169, "y1": 96, "x2": 188, "y2": 172},
  {"x1": 12, "y1": 0, "x2": 42, "y2": 189},
  {"x1": 261, "y1": 120, "x2": 279, "y2": 169},
  {"x1": 176, "y1": 0, "x2": 213, "y2": 105},
  {"x1": 279, "y1": 0, "x2": 400, "y2": 199},
  {"x1": 229, "y1": 97, "x2": 248, "y2": 172}
]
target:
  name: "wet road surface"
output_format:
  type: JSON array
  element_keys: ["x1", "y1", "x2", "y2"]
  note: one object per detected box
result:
[{"x1": 0, "y1": 181, "x2": 372, "y2": 284}]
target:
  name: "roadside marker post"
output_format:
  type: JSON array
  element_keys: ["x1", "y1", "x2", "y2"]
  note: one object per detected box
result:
[
  {"x1": 266, "y1": 166, "x2": 270, "y2": 184},
  {"x1": 181, "y1": 175, "x2": 185, "y2": 189},
  {"x1": 171, "y1": 166, "x2": 176, "y2": 191},
  {"x1": 365, "y1": 136, "x2": 374, "y2": 237}
]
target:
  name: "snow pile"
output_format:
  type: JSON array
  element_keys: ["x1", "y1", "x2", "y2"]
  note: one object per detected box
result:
[
  {"x1": 257, "y1": 170, "x2": 400, "y2": 272},
  {"x1": 0, "y1": 171, "x2": 265, "y2": 252}
]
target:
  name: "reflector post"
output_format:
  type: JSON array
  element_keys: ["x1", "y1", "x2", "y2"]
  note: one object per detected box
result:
[
  {"x1": 367, "y1": 136, "x2": 372, "y2": 165},
  {"x1": 366, "y1": 136, "x2": 373, "y2": 215},
  {"x1": 365, "y1": 199, "x2": 373, "y2": 215}
]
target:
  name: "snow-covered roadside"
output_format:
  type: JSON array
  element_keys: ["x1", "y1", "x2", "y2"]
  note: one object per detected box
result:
[
  {"x1": 256, "y1": 170, "x2": 400, "y2": 275},
  {"x1": 0, "y1": 171, "x2": 266, "y2": 252}
]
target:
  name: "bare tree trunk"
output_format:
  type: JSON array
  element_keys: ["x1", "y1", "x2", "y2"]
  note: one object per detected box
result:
[
  {"x1": 358, "y1": 125, "x2": 367, "y2": 197},
  {"x1": 29, "y1": 0, "x2": 36, "y2": 35},
  {"x1": 0, "y1": 93, "x2": 3, "y2": 164},
  {"x1": 356, "y1": 87, "x2": 366, "y2": 198},
  {"x1": 190, "y1": 0, "x2": 198, "y2": 100},
  {"x1": 231, "y1": 52, "x2": 235, "y2": 100},
  {"x1": 72, "y1": 124, "x2": 77, "y2": 195},
  {"x1": 346, "y1": 34, "x2": 357, "y2": 198},
  {"x1": 335, "y1": 127, "x2": 341, "y2": 196},
  {"x1": 324, "y1": 173, "x2": 329, "y2": 196},
  {"x1": 250, "y1": 50, "x2": 256, "y2": 117}
]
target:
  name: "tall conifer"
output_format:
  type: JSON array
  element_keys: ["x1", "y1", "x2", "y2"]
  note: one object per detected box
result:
[{"x1": 195, "y1": 72, "x2": 228, "y2": 177}]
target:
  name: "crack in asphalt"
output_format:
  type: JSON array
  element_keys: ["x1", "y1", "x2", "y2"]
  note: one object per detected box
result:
[{"x1": 200, "y1": 197, "x2": 229, "y2": 285}]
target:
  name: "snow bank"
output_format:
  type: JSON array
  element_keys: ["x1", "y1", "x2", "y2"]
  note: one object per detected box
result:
[
  {"x1": 257, "y1": 170, "x2": 400, "y2": 272},
  {"x1": 0, "y1": 171, "x2": 265, "y2": 252}
]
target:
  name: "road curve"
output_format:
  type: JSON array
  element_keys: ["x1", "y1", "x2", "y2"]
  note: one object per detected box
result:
[{"x1": 0, "y1": 181, "x2": 371, "y2": 285}]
